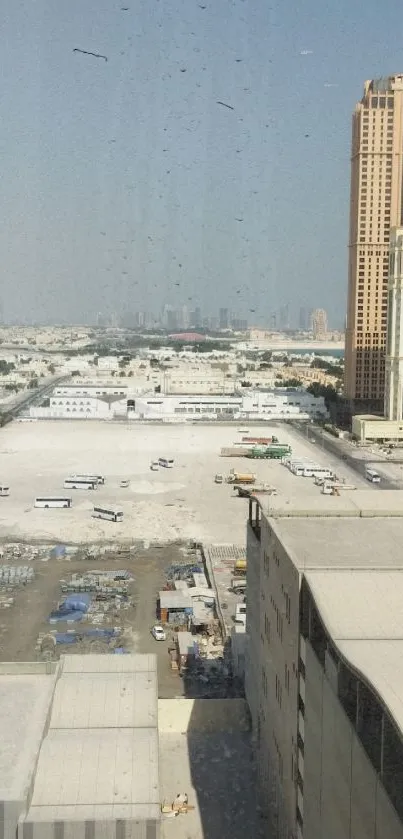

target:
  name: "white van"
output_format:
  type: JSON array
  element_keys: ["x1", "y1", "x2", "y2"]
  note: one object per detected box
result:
[
  {"x1": 0, "y1": 486, "x2": 9, "y2": 497},
  {"x1": 235, "y1": 603, "x2": 246, "y2": 625},
  {"x1": 159, "y1": 458, "x2": 174, "y2": 468}
]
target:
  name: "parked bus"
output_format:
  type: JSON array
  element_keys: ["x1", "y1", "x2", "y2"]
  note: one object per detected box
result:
[
  {"x1": 71, "y1": 474, "x2": 105, "y2": 485},
  {"x1": 64, "y1": 478, "x2": 98, "y2": 490},
  {"x1": 35, "y1": 497, "x2": 72, "y2": 509},
  {"x1": 158, "y1": 458, "x2": 174, "y2": 468},
  {"x1": 0, "y1": 486, "x2": 9, "y2": 497},
  {"x1": 92, "y1": 506, "x2": 123, "y2": 522},
  {"x1": 365, "y1": 468, "x2": 381, "y2": 484},
  {"x1": 303, "y1": 466, "x2": 333, "y2": 479}
]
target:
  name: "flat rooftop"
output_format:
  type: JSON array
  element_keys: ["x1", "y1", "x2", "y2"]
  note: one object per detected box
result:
[
  {"x1": 261, "y1": 488, "x2": 403, "y2": 519},
  {"x1": 19, "y1": 654, "x2": 160, "y2": 834},
  {"x1": 49, "y1": 671, "x2": 157, "y2": 729},
  {"x1": 259, "y1": 497, "x2": 403, "y2": 740},
  {"x1": 26, "y1": 727, "x2": 159, "y2": 817},
  {"x1": 0, "y1": 671, "x2": 56, "y2": 803}
]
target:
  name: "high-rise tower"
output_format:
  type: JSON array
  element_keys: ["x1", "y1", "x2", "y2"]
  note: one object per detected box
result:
[
  {"x1": 385, "y1": 227, "x2": 403, "y2": 420},
  {"x1": 345, "y1": 75, "x2": 403, "y2": 410}
]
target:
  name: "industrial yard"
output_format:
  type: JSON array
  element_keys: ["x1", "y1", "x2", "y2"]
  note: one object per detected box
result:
[
  {"x1": 0, "y1": 419, "x2": 369, "y2": 690},
  {"x1": 0, "y1": 420, "x2": 368, "y2": 545}
]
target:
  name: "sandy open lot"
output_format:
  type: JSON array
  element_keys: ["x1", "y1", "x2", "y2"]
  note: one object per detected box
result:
[{"x1": 0, "y1": 421, "x2": 368, "y2": 545}]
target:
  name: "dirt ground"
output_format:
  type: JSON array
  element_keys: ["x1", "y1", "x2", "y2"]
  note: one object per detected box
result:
[{"x1": 0, "y1": 542, "x2": 188, "y2": 698}]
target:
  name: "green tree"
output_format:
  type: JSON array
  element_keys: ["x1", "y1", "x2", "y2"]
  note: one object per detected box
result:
[
  {"x1": 47, "y1": 364, "x2": 56, "y2": 374},
  {"x1": 307, "y1": 382, "x2": 339, "y2": 407},
  {"x1": 280, "y1": 378, "x2": 302, "y2": 387},
  {"x1": 0, "y1": 361, "x2": 15, "y2": 375}
]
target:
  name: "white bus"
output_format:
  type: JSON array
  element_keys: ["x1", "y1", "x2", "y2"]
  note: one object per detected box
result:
[
  {"x1": 35, "y1": 497, "x2": 72, "y2": 509},
  {"x1": 0, "y1": 486, "x2": 9, "y2": 497},
  {"x1": 287, "y1": 461, "x2": 308, "y2": 476},
  {"x1": 365, "y1": 468, "x2": 381, "y2": 484},
  {"x1": 158, "y1": 458, "x2": 174, "y2": 468},
  {"x1": 64, "y1": 478, "x2": 98, "y2": 490},
  {"x1": 71, "y1": 474, "x2": 105, "y2": 485},
  {"x1": 92, "y1": 506, "x2": 123, "y2": 522},
  {"x1": 304, "y1": 467, "x2": 333, "y2": 479}
]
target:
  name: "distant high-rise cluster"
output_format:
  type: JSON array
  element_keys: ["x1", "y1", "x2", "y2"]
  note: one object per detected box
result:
[
  {"x1": 310, "y1": 308, "x2": 328, "y2": 339},
  {"x1": 345, "y1": 74, "x2": 403, "y2": 408}
]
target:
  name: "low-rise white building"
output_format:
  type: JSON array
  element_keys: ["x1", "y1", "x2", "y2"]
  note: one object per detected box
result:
[
  {"x1": 30, "y1": 395, "x2": 127, "y2": 420},
  {"x1": 54, "y1": 384, "x2": 128, "y2": 397},
  {"x1": 30, "y1": 385, "x2": 327, "y2": 421},
  {"x1": 241, "y1": 388, "x2": 327, "y2": 419}
]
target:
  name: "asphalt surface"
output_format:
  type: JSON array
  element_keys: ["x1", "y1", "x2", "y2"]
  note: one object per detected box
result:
[
  {"x1": 1, "y1": 375, "x2": 69, "y2": 421},
  {"x1": 289, "y1": 422, "x2": 401, "y2": 490}
]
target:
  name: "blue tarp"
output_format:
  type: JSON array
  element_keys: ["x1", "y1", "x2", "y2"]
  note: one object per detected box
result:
[
  {"x1": 49, "y1": 610, "x2": 83, "y2": 624},
  {"x1": 53, "y1": 628, "x2": 119, "y2": 643},
  {"x1": 54, "y1": 633, "x2": 78, "y2": 644},
  {"x1": 63, "y1": 593, "x2": 91, "y2": 612},
  {"x1": 50, "y1": 544, "x2": 67, "y2": 558}
]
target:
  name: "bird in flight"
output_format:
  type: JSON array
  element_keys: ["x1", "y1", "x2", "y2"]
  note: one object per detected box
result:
[
  {"x1": 73, "y1": 48, "x2": 108, "y2": 62},
  {"x1": 217, "y1": 100, "x2": 234, "y2": 111}
]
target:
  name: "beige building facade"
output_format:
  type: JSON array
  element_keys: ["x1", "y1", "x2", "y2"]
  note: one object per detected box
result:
[
  {"x1": 245, "y1": 494, "x2": 403, "y2": 838},
  {"x1": 345, "y1": 75, "x2": 403, "y2": 409}
]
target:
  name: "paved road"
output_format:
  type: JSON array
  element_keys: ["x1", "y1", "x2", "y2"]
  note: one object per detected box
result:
[
  {"x1": 289, "y1": 421, "x2": 400, "y2": 490},
  {"x1": 0, "y1": 375, "x2": 69, "y2": 423}
]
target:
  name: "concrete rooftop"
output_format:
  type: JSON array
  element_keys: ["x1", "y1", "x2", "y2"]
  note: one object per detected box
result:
[
  {"x1": 19, "y1": 654, "x2": 160, "y2": 835},
  {"x1": 262, "y1": 488, "x2": 403, "y2": 519},
  {"x1": 0, "y1": 672, "x2": 56, "y2": 802},
  {"x1": 260, "y1": 497, "x2": 403, "y2": 746},
  {"x1": 306, "y1": 569, "x2": 403, "y2": 737},
  {"x1": 271, "y1": 515, "x2": 403, "y2": 570}
]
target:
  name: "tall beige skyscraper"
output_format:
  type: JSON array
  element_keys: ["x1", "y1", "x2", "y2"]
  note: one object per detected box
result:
[
  {"x1": 310, "y1": 307, "x2": 328, "y2": 339},
  {"x1": 345, "y1": 75, "x2": 403, "y2": 410}
]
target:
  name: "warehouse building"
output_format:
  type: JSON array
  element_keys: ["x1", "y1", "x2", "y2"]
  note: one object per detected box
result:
[
  {"x1": 245, "y1": 491, "x2": 403, "y2": 839},
  {"x1": 0, "y1": 655, "x2": 159, "y2": 839},
  {"x1": 30, "y1": 386, "x2": 327, "y2": 421}
]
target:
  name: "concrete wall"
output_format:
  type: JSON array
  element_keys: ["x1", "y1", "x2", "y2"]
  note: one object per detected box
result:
[
  {"x1": 245, "y1": 509, "x2": 302, "y2": 838},
  {"x1": 231, "y1": 626, "x2": 247, "y2": 680},
  {"x1": 257, "y1": 517, "x2": 301, "y2": 839},
  {"x1": 158, "y1": 698, "x2": 250, "y2": 734},
  {"x1": 303, "y1": 640, "x2": 403, "y2": 839},
  {"x1": 245, "y1": 522, "x2": 261, "y2": 740}
]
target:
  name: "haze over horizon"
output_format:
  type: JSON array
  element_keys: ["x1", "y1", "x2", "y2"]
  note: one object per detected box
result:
[{"x1": 2, "y1": 0, "x2": 403, "y2": 328}]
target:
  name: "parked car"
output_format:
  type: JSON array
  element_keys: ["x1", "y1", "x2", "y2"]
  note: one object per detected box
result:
[
  {"x1": 151, "y1": 625, "x2": 166, "y2": 641},
  {"x1": 150, "y1": 461, "x2": 159, "y2": 471}
]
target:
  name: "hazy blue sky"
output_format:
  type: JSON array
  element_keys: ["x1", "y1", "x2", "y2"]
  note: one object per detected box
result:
[{"x1": 2, "y1": 0, "x2": 403, "y2": 327}]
